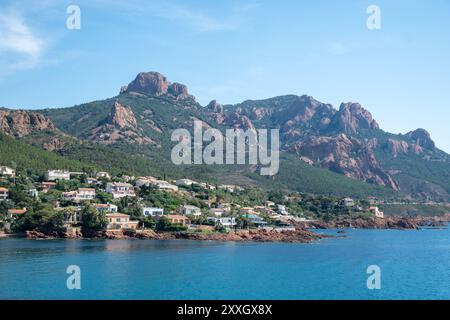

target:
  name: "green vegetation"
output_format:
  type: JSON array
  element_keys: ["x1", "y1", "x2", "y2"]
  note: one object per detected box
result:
[
  {"x1": 0, "y1": 134, "x2": 96, "y2": 174},
  {"x1": 379, "y1": 204, "x2": 450, "y2": 217},
  {"x1": 79, "y1": 204, "x2": 108, "y2": 233}
]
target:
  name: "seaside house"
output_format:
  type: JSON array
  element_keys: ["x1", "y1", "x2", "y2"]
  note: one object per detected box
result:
[
  {"x1": 241, "y1": 207, "x2": 256, "y2": 215},
  {"x1": 27, "y1": 188, "x2": 39, "y2": 198},
  {"x1": 369, "y1": 206, "x2": 384, "y2": 218},
  {"x1": 106, "y1": 213, "x2": 139, "y2": 230},
  {"x1": 41, "y1": 182, "x2": 56, "y2": 193},
  {"x1": 0, "y1": 166, "x2": 15, "y2": 178},
  {"x1": 209, "y1": 208, "x2": 225, "y2": 217},
  {"x1": 96, "y1": 171, "x2": 111, "y2": 180},
  {"x1": 58, "y1": 207, "x2": 82, "y2": 224},
  {"x1": 176, "y1": 179, "x2": 197, "y2": 187},
  {"x1": 165, "y1": 215, "x2": 191, "y2": 226},
  {"x1": 77, "y1": 188, "x2": 96, "y2": 201},
  {"x1": 0, "y1": 187, "x2": 9, "y2": 202},
  {"x1": 143, "y1": 207, "x2": 164, "y2": 217},
  {"x1": 244, "y1": 214, "x2": 268, "y2": 227},
  {"x1": 106, "y1": 182, "x2": 136, "y2": 199},
  {"x1": 341, "y1": 198, "x2": 356, "y2": 207},
  {"x1": 46, "y1": 170, "x2": 70, "y2": 181},
  {"x1": 62, "y1": 188, "x2": 96, "y2": 202},
  {"x1": 8, "y1": 208, "x2": 27, "y2": 219},
  {"x1": 94, "y1": 203, "x2": 118, "y2": 213},
  {"x1": 207, "y1": 217, "x2": 237, "y2": 229},
  {"x1": 86, "y1": 177, "x2": 100, "y2": 185},
  {"x1": 135, "y1": 176, "x2": 158, "y2": 187},
  {"x1": 154, "y1": 180, "x2": 179, "y2": 192},
  {"x1": 62, "y1": 191, "x2": 78, "y2": 201},
  {"x1": 265, "y1": 201, "x2": 275, "y2": 208},
  {"x1": 182, "y1": 205, "x2": 202, "y2": 216},
  {"x1": 217, "y1": 203, "x2": 232, "y2": 213},
  {"x1": 218, "y1": 185, "x2": 238, "y2": 193},
  {"x1": 277, "y1": 205, "x2": 289, "y2": 215}
]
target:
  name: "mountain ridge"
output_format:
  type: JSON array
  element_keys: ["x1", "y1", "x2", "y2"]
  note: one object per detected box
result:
[{"x1": 1, "y1": 71, "x2": 449, "y2": 201}]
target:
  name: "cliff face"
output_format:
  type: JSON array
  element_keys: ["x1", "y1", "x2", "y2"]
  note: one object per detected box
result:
[
  {"x1": 291, "y1": 134, "x2": 399, "y2": 190},
  {"x1": 203, "y1": 91, "x2": 442, "y2": 193},
  {"x1": 331, "y1": 102, "x2": 379, "y2": 134},
  {"x1": 0, "y1": 109, "x2": 55, "y2": 137},
  {"x1": 89, "y1": 101, "x2": 153, "y2": 145},
  {"x1": 107, "y1": 101, "x2": 137, "y2": 129}
]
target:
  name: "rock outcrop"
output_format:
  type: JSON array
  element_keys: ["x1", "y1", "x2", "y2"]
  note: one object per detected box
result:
[
  {"x1": 88, "y1": 101, "x2": 153, "y2": 145},
  {"x1": 332, "y1": 102, "x2": 379, "y2": 134},
  {"x1": 0, "y1": 109, "x2": 55, "y2": 137},
  {"x1": 107, "y1": 100, "x2": 137, "y2": 129},
  {"x1": 406, "y1": 128, "x2": 436, "y2": 150},
  {"x1": 293, "y1": 134, "x2": 399, "y2": 190},
  {"x1": 120, "y1": 72, "x2": 195, "y2": 100}
]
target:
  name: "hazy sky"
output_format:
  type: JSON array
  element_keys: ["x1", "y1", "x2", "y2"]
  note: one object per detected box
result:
[{"x1": 0, "y1": 0, "x2": 449, "y2": 152}]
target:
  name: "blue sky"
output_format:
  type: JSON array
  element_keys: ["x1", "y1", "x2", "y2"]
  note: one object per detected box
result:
[{"x1": 0, "y1": 0, "x2": 449, "y2": 152}]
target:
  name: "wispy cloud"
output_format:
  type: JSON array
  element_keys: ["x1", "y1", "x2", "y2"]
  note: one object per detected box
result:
[
  {"x1": 0, "y1": 10, "x2": 44, "y2": 69},
  {"x1": 153, "y1": 2, "x2": 237, "y2": 32},
  {"x1": 81, "y1": 0, "x2": 243, "y2": 32}
]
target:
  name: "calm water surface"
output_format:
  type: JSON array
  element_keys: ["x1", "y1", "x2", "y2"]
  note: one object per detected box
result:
[{"x1": 1, "y1": 228, "x2": 449, "y2": 299}]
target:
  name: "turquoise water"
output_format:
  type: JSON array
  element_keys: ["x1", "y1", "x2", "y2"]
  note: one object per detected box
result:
[{"x1": 1, "y1": 228, "x2": 450, "y2": 300}]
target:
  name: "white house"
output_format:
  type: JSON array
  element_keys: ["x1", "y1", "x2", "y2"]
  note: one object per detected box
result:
[
  {"x1": 62, "y1": 188, "x2": 95, "y2": 202},
  {"x1": 341, "y1": 197, "x2": 355, "y2": 207},
  {"x1": 182, "y1": 205, "x2": 202, "y2": 216},
  {"x1": 0, "y1": 187, "x2": 9, "y2": 202},
  {"x1": 46, "y1": 170, "x2": 70, "y2": 181},
  {"x1": 208, "y1": 217, "x2": 237, "y2": 228},
  {"x1": 277, "y1": 205, "x2": 288, "y2": 215},
  {"x1": 176, "y1": 179, "x2": 197, "y2": 187},
  {"x1": 96, "y1": 171, "x2": 111, "y2": 180},
  {"x1": 369, "y1": 206, "x2": 384, "y2": 218},
  {"x1": 0, "y1": 166, "x2": 15, "y2": 177},
  {"x1": 106, "y1": 182, "x2": 136, "y2": 199},
  {"x1": 209, "y1": 208, "x2": 225, "y2": 217},
  {"x1": 143, "y1": 207, "x2": 164, "y2": 217},
  {"x1": 27, "y1": 188, "x2": 39, "y2": 198},
  {"x1": 265, "y1": 201, "x2": 275, "y2": 208},
  {"x1": 77, "y1": 188, "x2": 96, "y2": 200},
  {"x1": 154, "y1": 180, "x2": 179, "y2": 192},
  {"x1": 86, "y1": 177, "x2": 100, "y2": 185}
]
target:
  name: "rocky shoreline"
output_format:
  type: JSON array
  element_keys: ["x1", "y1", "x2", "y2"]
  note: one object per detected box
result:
[
  {"x1": 3, "y1": 215, "x2": 448, "y2": 242},
  {"x1": 295, "y1": 215, "x2": 450, "y2": 230},
  {"x1": 23, "y1": 228, "x2": 329, "y2": 243}
]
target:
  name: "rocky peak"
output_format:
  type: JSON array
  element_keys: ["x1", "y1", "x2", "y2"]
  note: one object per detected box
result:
[
  {"x1": 0, "y1": 109, "x2": 55, "y2": 137},
  {"x1": 168, "y1": 82, "x2": 194, "y2": 100},
  {"x1": 206, "y1": 100, "x2": 224, "y2": 113},
  {"x1": 406, "y1": 128, "x2": 435, "y2": 150},
  {"x1": 107, "y1": 101, "x2": 137, "y2": 129},
  {"x1": 120, "y1": 72, "x2": 195, "y2": 100},
  {"x1": 123, "y1": 72, "x2": 169, "y2": 96},
  {"x1": 89, "y1": 101, "x2": 153, "y2": 145},
  {"x1": 333, "y1": 102, "x2": 379, "y2": 134}
]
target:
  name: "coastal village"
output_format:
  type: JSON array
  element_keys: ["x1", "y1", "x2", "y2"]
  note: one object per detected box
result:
[{"x1": 0, "y1": 164, "x2": 390, "y2": 239}]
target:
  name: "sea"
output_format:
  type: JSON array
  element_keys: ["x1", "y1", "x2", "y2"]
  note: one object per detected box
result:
[{"x1": 1, "y1": 228, "x2": 449, "y2": 300}]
